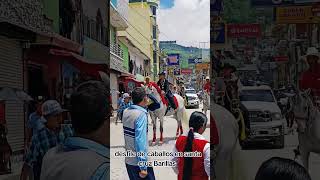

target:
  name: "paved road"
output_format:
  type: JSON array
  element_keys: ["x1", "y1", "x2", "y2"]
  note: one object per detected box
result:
[
  {"x1": 240, "y1": 132, "x2": 320, "y2": 180},
  {"x1": 110, "y1": 104, "x2": 210, "y2": 180}
]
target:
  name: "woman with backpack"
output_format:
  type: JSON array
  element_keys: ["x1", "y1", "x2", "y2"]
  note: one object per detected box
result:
[{"x1": 171, "y1": 111, "x2": 210, "y2": 180}]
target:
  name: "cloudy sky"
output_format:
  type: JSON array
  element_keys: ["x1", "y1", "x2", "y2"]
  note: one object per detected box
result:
[{"x1": 158, "y1": 0, "x2": 210, "y2": 48}]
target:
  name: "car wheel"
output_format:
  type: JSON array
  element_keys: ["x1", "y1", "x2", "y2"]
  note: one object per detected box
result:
[{"x1": 275, "y1": 135, "x2": 285, "y2": 149}]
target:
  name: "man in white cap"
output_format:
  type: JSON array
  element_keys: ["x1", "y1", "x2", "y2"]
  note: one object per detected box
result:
[
  {"x1": 203, "y1": 76, "x2": 211, "y2": 94},
  {"x1": 299, "y1": 47, "x2": 320, "y2": 97},
  {"x1": 20, "y1": 100, "x2": 73, "y2": 180},
  {"x1": 117, "y1": 93, "x2": 133, "y2": 121}
]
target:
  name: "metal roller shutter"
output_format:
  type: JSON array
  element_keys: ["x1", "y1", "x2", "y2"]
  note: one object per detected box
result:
[{"x1": 0, "y1": 35, "x2": 24, "y2": 152}]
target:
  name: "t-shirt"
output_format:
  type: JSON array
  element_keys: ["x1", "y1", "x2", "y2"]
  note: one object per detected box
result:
[{"x1": 299, "y1": 70, "x2": 320, "y2": 96}]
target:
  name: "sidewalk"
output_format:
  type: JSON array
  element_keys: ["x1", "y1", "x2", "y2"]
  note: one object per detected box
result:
[{"x1": 110, "y1": 107, "x2": 210, "y2": 180}]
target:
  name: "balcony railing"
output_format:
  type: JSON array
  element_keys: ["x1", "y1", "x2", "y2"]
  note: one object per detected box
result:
[{"x1": 110, "y1": 42, "x2": 124, "y2": 59}]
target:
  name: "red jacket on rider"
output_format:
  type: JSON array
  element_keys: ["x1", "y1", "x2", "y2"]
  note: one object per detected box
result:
[
  {"x1": 203, "y1": 82, "x2": 211, "y2": 94},
  {"x1": 299, "y1": 67, "x2": 320, "y2": 96},
  {"x1": 146, "y1": 82, "x2": 168, "y2": 105}
]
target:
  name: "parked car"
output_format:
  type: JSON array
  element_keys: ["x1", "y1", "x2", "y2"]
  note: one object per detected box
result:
[
  {"x1": 240, "y1": 85, "x2": 285, "y2": 149},
  {"x1": 185, "y1": 88, "x2": 199, "y2": 109}
]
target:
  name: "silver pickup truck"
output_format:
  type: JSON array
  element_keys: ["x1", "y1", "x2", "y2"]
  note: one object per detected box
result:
[{"x1": 240, "y1": 85, "x2": 285, "y2": 149}]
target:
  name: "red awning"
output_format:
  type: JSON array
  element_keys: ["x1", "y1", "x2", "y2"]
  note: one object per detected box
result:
[{"x1": 26, "y1": 47, "x2": 108, "y2": 79}]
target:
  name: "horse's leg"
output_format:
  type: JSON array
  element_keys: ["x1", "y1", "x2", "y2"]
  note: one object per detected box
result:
[
  {"x1": 151, "y1": 114, "x2": 157, "y2": 145},
  {"x1": 159, "y1": 116, "x2": 164, "y2": 144},
  {"x1": 300, "y1": 148, "x2": 310, "y2": 171}
]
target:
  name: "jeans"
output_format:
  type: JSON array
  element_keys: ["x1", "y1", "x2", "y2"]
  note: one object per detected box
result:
[{"x1": 126, "y1": 164, "x2": 156, "y2": 180}]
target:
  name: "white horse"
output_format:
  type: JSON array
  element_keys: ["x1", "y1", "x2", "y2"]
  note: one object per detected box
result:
[
  {"x1": 212, "y1": 102, "x2": 248, "y2": 180},
  {"x1": 292, "y1": 89, "x2": 320, "y2": 171},
  {"x1": 145, "y1": 85, "x2": 186, "y2": 145},
  {"x1": 202, "y1": 91, "x2": 210, "y2": 115}
]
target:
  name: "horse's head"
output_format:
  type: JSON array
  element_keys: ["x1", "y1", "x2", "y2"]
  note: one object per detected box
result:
[{"x1": 144, "y1": 85, "x2": 161, "y2": 103}]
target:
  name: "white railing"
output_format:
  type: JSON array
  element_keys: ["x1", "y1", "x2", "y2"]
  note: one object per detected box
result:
[{"x1": 110, "y1": 42, "x2": 124, "y2": 59}]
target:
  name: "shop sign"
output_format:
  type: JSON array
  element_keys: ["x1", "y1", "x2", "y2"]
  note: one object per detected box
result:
[
  {"x1": 196, "y1": 63, "x2": 210, "y2": 70},
  {"x1": 227, "y1": 24, "x2": 261, "y2": 38},
  {"x1": 188, "y1": 58, "x2": 202, "y2": 64},
  {"x1": 167, "y1": 54, "x2": 180, "y2": 66},
  {"x1": 275, "y1": 6, "x2": 317, "y2": 23},
  {"x1": 181, "y1": 69, "x2": 193, "y2": 74},
  {"x1": 211, "y1": 22, "x2": 226, "y2": 44}
]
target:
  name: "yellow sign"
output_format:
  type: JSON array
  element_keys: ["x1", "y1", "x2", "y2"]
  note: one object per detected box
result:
[
  {"x1": 196, "y1": 63, "x2": 210, "y2": 70},
  {"x1": 276, "y1": 6, "x2": 319, "y2": 24}
]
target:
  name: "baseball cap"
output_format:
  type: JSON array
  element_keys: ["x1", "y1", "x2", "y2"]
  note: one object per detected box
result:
[
  {"x1": 123, "y1": 93, "x2": 131, "y2": 99},
  {"x1": 42, "y1": 100, "x2": 68, "y2": 117}
]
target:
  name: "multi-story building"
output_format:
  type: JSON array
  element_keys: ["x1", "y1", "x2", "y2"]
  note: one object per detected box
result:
[
  {"x1": 118, "y1": 0, "x2": 160, "y2": 81},
  {"x1": 110, "y1": 0, "x2": 129, "y2": 109}
]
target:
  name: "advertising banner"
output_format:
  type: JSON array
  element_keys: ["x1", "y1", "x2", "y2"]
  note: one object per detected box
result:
[
  {"x1": 196, "y1": 63, "x2": 210, "y2": 70},
  {"x1": 227, "y1": 24, "x2": 261, "y2": 38},
  {"x1": 211, "y1": 22, "x2": 226, "y2": 44},
  {"x1": 295, "y1": 0, "x2": 320, "y2": 4},
  {"x1": 188, "y1": 58, "x2": 202, "y2": 64},
  {"x1": 251, "y1": 0, "x2": 294, "y2": 7},
  {"x1": 276, "y1": 6, "x2": 317, "y2": 23},
  {"x1": 167, "y1": 54, "x2": 180, "y2": 66},
  {"x1": 181, "y1": 69, "x2": 193, "y2": 74}
]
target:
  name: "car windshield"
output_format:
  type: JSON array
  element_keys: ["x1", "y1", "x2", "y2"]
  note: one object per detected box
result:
[
  {"x1": 240, "y1": 90, "x2": 275, "y2": 102},
  {"x1": 186, "y1": 89, "x2": 196, "y2": 94}
]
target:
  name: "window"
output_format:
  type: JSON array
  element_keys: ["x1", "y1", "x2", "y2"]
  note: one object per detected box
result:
[
  {"x1": 152, "y1": 25, "x2": 157, "y2": 39},
  {"x1": 151, "y1": 6, "x2": 157, "y2": 16},
  {"x1": 153, "y1": 51, "x2": 157, "y2": 64}
]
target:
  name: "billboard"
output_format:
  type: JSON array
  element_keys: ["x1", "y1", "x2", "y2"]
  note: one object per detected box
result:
[
  {"x1": 181, "y1": 69, "x2": 193, "y2": 74},
  {"x1": 211, "y1": 22, "x2": 226, "y2": 44},
  {"x1": 251, "y1": 0, "x2": 294, "y2": 7},
  {"x1": 227, "y1": 24, "x2": 261, "y2": 38},
  {"x1": 276, "y1": 6, "x2": 316, "y2": 23},
  {"x1": 188, "y1": 58, "x2": 202, "y2": 64},
  {"x1": 167, "y1": 54, "x2": 180, "y2": 66}
]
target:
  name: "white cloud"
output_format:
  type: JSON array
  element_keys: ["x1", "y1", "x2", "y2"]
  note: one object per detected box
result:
[{"x1": 158, "y1": 0, "x2": 210, "y2": 48}]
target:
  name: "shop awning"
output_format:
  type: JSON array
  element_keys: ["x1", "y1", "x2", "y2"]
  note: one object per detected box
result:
[{"x1": 26, "y1": 47, "x2": 108, "y2": 79}]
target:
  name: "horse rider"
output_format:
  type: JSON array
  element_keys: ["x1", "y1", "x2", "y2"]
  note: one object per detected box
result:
[
  {"x1": 157, "y1": 72, "x2": 177, "y2": 112},
  {"x1": 299, "y1": 47, "x2": 320, "y2": 107},
  {"x1": 294, "y1": 47, "x2": 320, "y2": 158},
  {"x1": 143, "y1": 76, "x2": 161, "y2": 111}
]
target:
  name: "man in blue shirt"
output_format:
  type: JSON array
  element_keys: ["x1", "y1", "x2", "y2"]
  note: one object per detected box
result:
[
  {"x1": 26, "y1": 97, "x2": 46, "y2": 148},
  {"x1": 117, "y1": 93, "x2": 132, "y2": 121},
  {"x1": 40, "y1": 80, "x2": 110, "y2": 180},
  {"x1": 21, "y1": 100, "x2": 72, "y2": 180},
  {"x1": 122, "y1": 87, "x2": 155, "y2": 180}
]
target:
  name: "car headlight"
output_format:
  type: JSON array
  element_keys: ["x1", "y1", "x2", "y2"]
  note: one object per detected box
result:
[{"x1": 272, "y1": 113, "x2": 282, "y2": 120}]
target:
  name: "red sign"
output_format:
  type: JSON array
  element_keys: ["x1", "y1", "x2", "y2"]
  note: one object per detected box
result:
[
  {"x1": 181, "y1": 69, "x2": 193, "y2": 74},
  {"x1": 227, "y1": 24, "x2": 261, "y2": 38},
  {"x1": 274, "y1": 56, "x2": 289, "y2": 62}
]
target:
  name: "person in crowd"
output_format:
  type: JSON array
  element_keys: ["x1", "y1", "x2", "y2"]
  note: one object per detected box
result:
[
  {"x1": 171, "y1": 111, "x2": 210, "y2": 180},
  {"x1": 203, "y1": 76, "x2": 210, "y2": 95},
  {"x1": 157, "y1": 72, "x2": 177, "y2": 111},
  {"x1": 255, "y1": 157, "x2": 311, "y2": 180},
  {"x1": 20, "y1": 100, "x2": 73, "y2": 180},
  {"x1": 117, "y1": 92, "x2": 124, "y2": 109},
  {"x1": 40, "y1": 80, "x2": 109, "y2": 180},
  {"x1": 143, "y1": 76, "x2": 161, "y2": 111},
  {"x1": 299, "y1": 47, "x2": 320, "y2": 98},
  {"x1": 122, "y1": 87, "x2": 155, "y2": 180},
  {"x1": 117, "y1": 93, "x2": 132, "y2": 121},
  {"x1": 25, "y1": 96, "x2": 46, "y2": 148}
]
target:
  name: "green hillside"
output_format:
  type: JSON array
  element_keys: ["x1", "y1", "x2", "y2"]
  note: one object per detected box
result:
[{"x1": 160, "y1": 42, "x2": 209, "y2": 69}]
